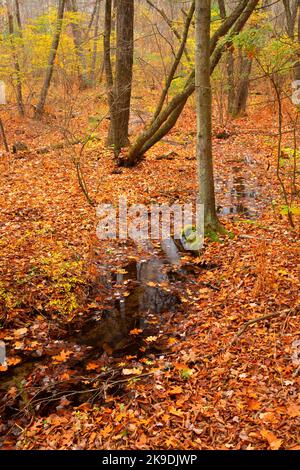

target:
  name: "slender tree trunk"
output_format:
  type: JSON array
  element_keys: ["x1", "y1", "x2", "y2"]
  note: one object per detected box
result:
[
  {"x1": 283, "y1": 0, "x2": 299, "y2": 80},
  {"x1": 14, "y1": 0, "x2": 22, "y2": 33},
  {"x1": 66, "y1": 0, "x2": 89, "y2": 89},
  {"x1": 90, "y1": 0, "x2": 101, "y2": 84},
  {"x1": 35, "y1": 0, "x2": 65, "y2": 119},
  {"x1": 295, "y1": 3, "x2": 300, "y2": 80},
  {"x1": 231, "y1": 52, "x2": 252, "y2": 117},
  {"x1": 0, "y1": 117, "x2": 9, "y2": 152},
  {"x1": 104, "y1": 0, "x2": 115, "y2": 144},
  {"x1": 195, "y1": 0, "x2": 221, "y2": 232},
  {"x1": 109, "y1": 0, "x2": 134, "y2": 154},
  {"x1": 218, "y1": 0, "x2": 235, "y2": 116},
  {"x1": 7, "y1": 0, "x2": 24, "y2": 116},
  {"x1": 153, "y1": 1, "x2": 195, "y2": 122}
]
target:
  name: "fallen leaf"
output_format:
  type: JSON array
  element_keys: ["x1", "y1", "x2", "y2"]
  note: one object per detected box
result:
[{"x1": 261, "y1": 429, "x2": 283, "y2": 450}]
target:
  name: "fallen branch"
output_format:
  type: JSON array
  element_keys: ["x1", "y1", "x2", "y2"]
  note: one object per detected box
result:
[{"x1": 231, "y1": 307, "x2": 299, "y2": 345}]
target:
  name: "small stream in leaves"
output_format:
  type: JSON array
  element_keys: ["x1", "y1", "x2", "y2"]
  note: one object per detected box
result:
[{"x1": 0, "y1": 160, "x2": 263, "y2": 424}]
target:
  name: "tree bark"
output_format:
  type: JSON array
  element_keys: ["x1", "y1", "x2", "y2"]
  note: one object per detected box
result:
[
  {"x1": 295, "y1": 2, "x2": 300, "y2": 80},
  {"x1": 90, "y1": 0, "x2": 101, "y2": 85},
  {"x1": 231, "y1": 52, "x2": 252, "y2": 117},
  {"x1": 121, "y1": 0, "x2": 259, "y2": 167},
  {"x1": 107, "y1": 0, "x2": 134, "y2": 154},
  {"x1": 14, "y1": 0, "x2": 22, "y2": 33},
  {"x1": 195, "y1": 0, "x2": 220, "y2": 232},
  {"x1": 66, "y1": 0, "x2": 89, "y2": 89},
  {"x1": 35, "y1": 0, "x2": 66, "y2": 119},
  {"x1": 6, "y1": 0, "x2": 24, "y2": 116},
  {"x1": 282, "y1": 0, "x2": 299, "y2": 80},
  {"x1": 104, "y1": 0, "x2": 115, "y2": 143}
]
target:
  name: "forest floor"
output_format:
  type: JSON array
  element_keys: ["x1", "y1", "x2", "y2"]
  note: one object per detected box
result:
[{"x1": 0, "y1": 91, "x2": 299, "y2": 450}]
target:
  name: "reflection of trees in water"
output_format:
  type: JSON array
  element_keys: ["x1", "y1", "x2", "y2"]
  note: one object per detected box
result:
[
  {"x1": 80, "y1": 240, "x2": 181, "y2": 351},
  {"x1": 217, "y1": 173, "x2": 258, "y2": 218}
]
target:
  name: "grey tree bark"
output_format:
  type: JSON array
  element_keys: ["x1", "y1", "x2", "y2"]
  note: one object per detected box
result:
[
  {"x1": 195, "y1": 0, "x2": 221, "y2": 232},
  {"x1": 90, "y1": 0, "x2": 101, "y2": 85},
  {"x1": 35, "y1": 0, "x2": 66, "y2": 119}
]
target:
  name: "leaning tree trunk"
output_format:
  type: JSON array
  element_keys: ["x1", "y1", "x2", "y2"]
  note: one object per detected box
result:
[
  {"x1": 195, "y1": 0, "x2": 221, "y2": 232},
  {"x1": 107, "y1": 0, "x2": 134, "y2": 154},
  {"x1": 90, "y1": 0, "x2": 101, "y2": 85},
  {"x1": 35, "y1": 0, "x2": 66, "y2": 119}
]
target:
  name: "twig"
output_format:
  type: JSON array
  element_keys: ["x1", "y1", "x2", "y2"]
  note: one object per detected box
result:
[{"x1": 231, "y1": 307, "x2": 299, "y2": 345}]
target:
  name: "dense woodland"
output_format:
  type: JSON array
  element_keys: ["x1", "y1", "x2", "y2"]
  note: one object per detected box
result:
[{"x1": 0, "y1": 0, "x2": 299, "y2": 451}]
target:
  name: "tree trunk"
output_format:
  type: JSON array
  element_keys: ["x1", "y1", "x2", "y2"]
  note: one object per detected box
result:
[
  {"x1": 283, "y1": 0, "x2": 299, "y2": 80},
  {"x1": 195, "y1": 0, "x2": 221, "y2": 232},
  {"x1": 107, "y1": 0, "x2": 134, "y2": 154},
  {"x1": 34, "y1": 0, "x2": 65, "y2": 119},
  {"x1": 231, "y1": 52, "x2": 252, "y2": 117},
  {"x1": 295, "y1": 3, "x2": 300, "y2": 80},
  {"x1": 90, "y1": 0, "x2": 101, "y2": 85},
  {"x1": 7, "y1": 0, "x2": 24, "y2": 116},
  {"x1": 104, "y1": 0, "x2": 115, "y2": 143},
  {"x1": 218, "y1": 0, "x2": 235, "y2": 116},
  {"x1": 14, "y1": 0, "x2": 22, "y2": 33},
  {"x1": 66, "y1": 0, "x2": 89, "y2": 89}
]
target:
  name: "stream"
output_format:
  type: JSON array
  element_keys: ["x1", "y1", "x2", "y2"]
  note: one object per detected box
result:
[{"x1": 0, "y1": 161, "x2": 263, "y2": 417}]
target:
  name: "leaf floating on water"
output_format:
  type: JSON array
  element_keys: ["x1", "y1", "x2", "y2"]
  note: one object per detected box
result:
[
  {"x1": 145, "y1": 336, "x2": 158, "y2": 343},
  {"x1": 130, "y1": 329, "x2": 143, "y2": 335}
]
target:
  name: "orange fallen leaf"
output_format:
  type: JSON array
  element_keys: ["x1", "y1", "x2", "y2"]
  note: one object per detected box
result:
[
  {"x1": 261, "y1": 429, "x2": 283, "y2": 450},
  {"x1": 130, "y1": 328, "x2": 143, "y2": 335},
  {"x1": 52, "y1": 350, "x2": 72, "y2": 363},
  {"x1": 247, "y1": 399, "x2": 261, "y2": 411},
  {"x1": 101, "y1": 424, "x2": 113, "y2": 437},
  {"x1": 86, "y1": 362, "x2": 100, "y2": 371},
  {"x1": 7, "y1": 357, "x2": 21, "y2": 366},
  {"x1": 168, "y1": 386, "x2": 183, "y2": 395}
]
